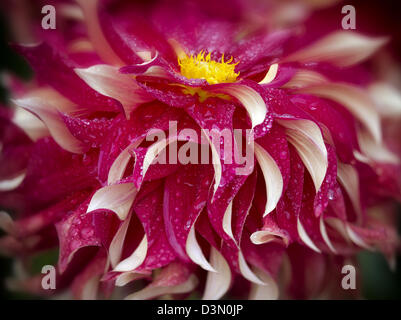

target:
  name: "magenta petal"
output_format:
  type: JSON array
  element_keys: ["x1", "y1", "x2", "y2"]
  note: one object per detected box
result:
[
  {"x1": 150, "y1": 0, "x2": 239, "y2": 55},
  {"x1": 133, "y1": 187, "x2": 176, "y2": 271},
  {"x1": 291, "y1": 94, "x2": 358, "y2": 163},
  {"x1": 219, "y1": 171, "x2": 258, "y2": 274},
  {"x1": 15, "y1": 43, "x2": 121, "y2": 112},
  {"x1": 241, "y1": 230, "x2": 286, "y2": 278},
  {"x1": 234, "y1": 80, "x2": 274, "y2": 138},
  {"x1": 99, "y1": 1, "x2": 177, "y2": 65},
  {"x1": 264, "y1": 88, "x2": 314, "y2": 120},
  {"x1": 163, "y1": 164, "x2": 213, "y2": 260},
  {"x1": 62, "y1": 115, "x2": 114, "y2": 148},
  {"x1": 231, "y1": 170, "x2": 258, "y2": 243},
  {"x1": 92, "y1": 210, "x2": 121, "y2": 249},
  {"x1": 16, "y1": 138, "x2": 98, "y2": 210},
  {"x1": 15, "y1": 191, "x2": 90, "y2": 237},
  {"x1": 286, "y1": 243, "x2": 327, "y2": 299},
  {"x1": 136, "y1": 80, "x2": 198, "y2": 108},
  {"x1": 234, "y1": 30, "x2": 293, "y2": 75},
  {"x1": 313, "y1": 144, "x2": 337, "y2": 217},
  {"x1": 326, "y1": 182, "x2": 347, "y2": 221},
  {"x1": 256, "y1": 124, "x2": 290, "y2": 191},
  {"x1": 71, "y1": 250, "x2": 108, "y2": 299},
  {"x1": 276, "y1": 146, "x2": 305, "y2": 241},
  {"x1": 150, "y1": 262, "x2": 192, "y2": 287},
  {"x1": 0, "y1": 116, "x2": 32, "y2": 180},
  {"x1": 260, "y1": 64, "x2": 297, "y2": 88},
  {"x1": 55, "y1": 200, "x2": 102, "y2": 273}
]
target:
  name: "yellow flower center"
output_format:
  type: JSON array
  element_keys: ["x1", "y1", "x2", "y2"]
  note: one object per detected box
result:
[{"x1": 178, "y1": 51, "x2": 239, "y2": 85}]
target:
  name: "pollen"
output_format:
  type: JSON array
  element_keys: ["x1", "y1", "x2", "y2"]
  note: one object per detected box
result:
[{"x1": 178, "y1": 51, "x2": 239, "y2": 85}]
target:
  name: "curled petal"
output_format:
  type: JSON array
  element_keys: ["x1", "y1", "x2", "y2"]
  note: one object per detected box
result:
[
  {"x1": 337, "y1": 162, "x2": 362, "y2": 223},
  {"x1": 355, "y1": 129, "x2": 399, "y2": 164},
  {"x1": 108, "y1": 215, "x2": 131, "y2": 268},
  {"x1": 12, "y1": 96, "x2": 86, "y2": 154},
  {"x1": 75, "y1": 65, "x2": 151, "y2": 118},
  {"x1": 76, "y1": 0, "x2": 124, "y2": 66},
  {"x1": 107, "y1": 139, "x2": 143, "y2": 185},
  {"x1": 186, "y1": 224, "x2": 216, "y2": 272},
  {"x1": 297, "y1": 217, "x2": 321, "y2": 253},
  {"x1": 369, "y1": 82, "x2": 401, "y2": 117},
  {"x1": 278, "y1": 119, "x2": 328, "y2": 192},
  {"x1": 114, "y1": 236, "x2": 148, "y2": 272},
  {"x1": 0, "y1": 171, "x2": 26, "y2": 191},
  {"x1": 248, "y1": 267, "x2": 279, "y2": 300},
  {"x1": 202, "y1": 247, "x2": 231, "y2": 300},
  {"x1": 222, "y1": 201, "x2": 235, "y2": 240},
  {"x1": 125, "y1": 274, "x2": 198, "y2": 300},
  {"x1": 254, "y1": 143, "x2": 284, "y2": 216},
  {"x1": 125, "y1": 263, "x2": 197, "y2": 300},
  {"x1": 345, "y1": 224, "x2": 373, "y2": 250},
  {"x1": 319, "y1": 216, "x2": 336, "y2": 254},
  {"x1": 250, "y1": 230, "x2": 289, "y2": 247},
  {"x1": 12, "y1": 108, "x2": 48, "y2": 141},
  {"x1": 282, "y1": 70, "x2": 328, "y2": 89},
  {"x1": 299, "y1": 83, "x2": 382, "y2": 143},
  {"x1": 115, "y1": 272, "x2": 149, "y2": 287},
  {"x1": 282, "y1": 31, "x2": 388, "y2": 67},
  {"x1": 259, "y1": 64, "x2": 279, "y2": 85},
  {"x1": 200, "y1": 129, "x2": 222, "y2": 199},
  {"x1": 56, "y1": 205, "x2": 102, "y2": 273},
  {"x1": 0, "y1": 211, "x2": 14, "y2": 234},
  {"x1": 208, "y1": 84, "x2": 267, "y2": 128},
  {"x1": 87, "y1": 183, "x2": 137, "y2": 220},
  {"x1": 142, "y1": 138, "x2": 177, "y2": 183},
  {"x1": 238, "y1": 251, "x2": 266, "y2": 286}
]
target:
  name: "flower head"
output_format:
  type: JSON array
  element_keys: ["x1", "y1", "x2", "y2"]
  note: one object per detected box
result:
[{"x1": 0, "y1": 0, "x2": 400, "y2": 300}]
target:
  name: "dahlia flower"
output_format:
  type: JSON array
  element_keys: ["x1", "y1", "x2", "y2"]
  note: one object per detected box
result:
[{"x1": 0, "y1": 0, "x2": 400, "y2": 299}]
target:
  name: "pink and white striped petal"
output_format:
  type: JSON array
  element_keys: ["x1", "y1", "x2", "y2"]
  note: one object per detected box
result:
[
  {"x1": 355, "y1": 129, "x2": 399, "y2": 164},
  {"x1": 299, "y1": 83, "x2": 382, "y2": 143},
  {"x1": 124, "y1": 274, "x2": 198, "y2": 300},
  {"x1": 107, "y1": 138, "x2": 143, "y2": 185},
  {"x1": 278, "y1": 119, "x2": 328, "y2": 192},
  {"x1": 282, "y1": 31, "x2": 388, "y2": 67},
  {"x1": 297, "y1": 217, "x2": 321, "y2": 253},
  {"x1": 114, "y1": 236, "x2": 148, "y2": 272},
  {"x1": 337, "y1": 162, "x2": 362, "y2": 223},
  {"x1": 254, "y1": 143, "x2": 284, "y2": 216},
  {"x1": 185, "y1": 224, "x2": 216, "y2": 272},
  {"x1": 75, "y1": 65, "x2": 152, "y2": 119},
  {"x1": 86, "y1": 183, "x2": 137, "y2": 220},
  {"x1": 259, "y1": 64, "x2": 279, "y2": 85},
  {"x1": 12, "y1": 108, "x2": 48, "y2": 141},
  {"x1": 0, "y1": 171, "x2": 26, "y2": 191},
  {"x1": 282, "y1": 69, "x2": 328, "y2": 89},
  {"x1": 369, "y1": 82, "x2": 401, "y2": 117},
  {"x1": 108, "y1": 215, "x2": 132, "y2": 268},
  {"x1": 12, "y1": 94, "x2": 85, "y2": 154},
  {"x1": 202, "y1": 247, "x2": 231, "y2": 300},
  {"x1": 208, "y1": 84, "x2": 267, "y2": 128},
  {"x1": 248, "y1": 268, "x2": 279, "y2": 300},
  {"x1": 75, "y1": 0, "x2": 124, "y2": 66}
]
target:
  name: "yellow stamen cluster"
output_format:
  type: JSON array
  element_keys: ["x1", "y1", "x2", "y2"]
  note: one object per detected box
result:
[{"x1": 178, "y1": 51, "x2": 239, "y2": 85}]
